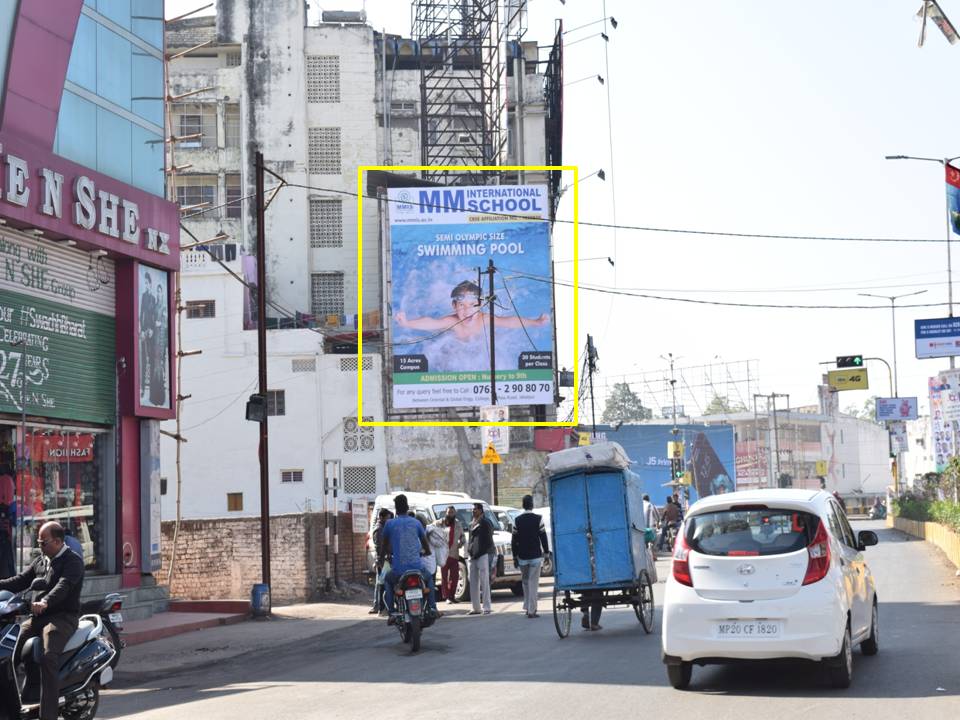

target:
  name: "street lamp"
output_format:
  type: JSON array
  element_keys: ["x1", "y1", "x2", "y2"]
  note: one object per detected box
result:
[
  {"x1": 857, "y1": 290, "x2": 928, "y2": 397},
  {"x1": 564, "y1": 74, "x2": 604, "y2": 88},
  {"x1": 884, "y1": 154, "x2": 960, "y2": 366},
  {"x1": 558, "y1": 169, "x2": 605, "y2": 198}
]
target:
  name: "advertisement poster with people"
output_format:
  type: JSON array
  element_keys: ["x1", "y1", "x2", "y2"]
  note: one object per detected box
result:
[
  {"x1": 138, "y1": 265, "x2": 171, "y2": 409},
  {"x1": 387, "y1": 185, "x2": 554, "y2": 409}
]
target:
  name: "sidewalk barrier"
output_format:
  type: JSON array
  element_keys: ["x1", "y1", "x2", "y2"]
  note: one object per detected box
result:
[{"x1": 890, "y1": 516, "x2": 960, "y2": 571}]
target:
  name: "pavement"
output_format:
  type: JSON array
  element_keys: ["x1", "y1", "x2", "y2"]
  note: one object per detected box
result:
[{"x1": 101, "y1": 521, "x2": 960, "y2": 719}]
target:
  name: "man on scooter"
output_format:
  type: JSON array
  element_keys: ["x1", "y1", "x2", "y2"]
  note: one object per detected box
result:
[
  {"x1": 379, "y1": 495, "x2": 431, "y2": 625},
  {"x1": 0, "y1": 521, "x2": 84, "y2": 720}
]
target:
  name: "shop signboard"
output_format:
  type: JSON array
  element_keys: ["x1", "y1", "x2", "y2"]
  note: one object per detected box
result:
[
  {"x1": 387, "y1": 185, "x2": 554, "y2": 409},
  {"x1": 0, "y1": 232, "x2": 115, "y2": 425}
]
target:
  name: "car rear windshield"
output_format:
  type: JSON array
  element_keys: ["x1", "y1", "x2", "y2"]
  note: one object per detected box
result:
[{"x1": 686, "y1": 508, "x2": 819, "y2": 556}]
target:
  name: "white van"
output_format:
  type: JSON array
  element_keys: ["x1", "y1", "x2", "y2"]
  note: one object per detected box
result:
[{"x1": 368, "y1": 491, "x2": 522, "y2": 601}]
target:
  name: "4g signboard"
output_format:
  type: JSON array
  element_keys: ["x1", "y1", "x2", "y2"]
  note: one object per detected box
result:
[{"x1": 827, "y1": 368, "x2": 869, "y2": 391}]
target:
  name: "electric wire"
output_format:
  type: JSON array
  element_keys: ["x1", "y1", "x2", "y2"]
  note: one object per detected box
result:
[{"x1": 495, "y1": 268, "x2": 538, "y2": 350}]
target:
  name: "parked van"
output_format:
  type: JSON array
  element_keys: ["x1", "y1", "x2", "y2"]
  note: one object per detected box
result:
[{"x1": 367, "y1": 491, "x2": 522, "y2": 601}]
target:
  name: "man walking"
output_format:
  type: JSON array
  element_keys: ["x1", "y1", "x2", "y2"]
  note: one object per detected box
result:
[
  {"x1": 434, "y1": 506, "x2": 464, "y2": 603},
  {"x1": 511, "y1": 495, "x2": 550, "y2": 618},
  {"x1": 467, "y1": 503, "x2": 494, "y2": 615},
  {"x1": 0, "y1": 521, "x2": 84, "y2": 720}
]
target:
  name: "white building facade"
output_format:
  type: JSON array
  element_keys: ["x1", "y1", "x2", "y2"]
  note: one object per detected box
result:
[{"x1": 161, "y1": 2, "x2": 555, "y2": 519}]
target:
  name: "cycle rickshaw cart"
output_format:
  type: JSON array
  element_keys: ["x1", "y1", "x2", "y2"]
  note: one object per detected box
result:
[{"x1": 546, "y1": 442, "x2": 656, "y2": 639}]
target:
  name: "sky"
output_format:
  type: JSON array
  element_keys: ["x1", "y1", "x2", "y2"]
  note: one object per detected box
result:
[{"x1": 165, "y1": 0, "x2": 960, "y2": 421}]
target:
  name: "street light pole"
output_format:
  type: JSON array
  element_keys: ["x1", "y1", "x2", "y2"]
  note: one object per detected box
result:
[
  {"x1": 857, "y1": 290, "x2": 928, "y2": 397},
  {"x1": 885, "y1": 153, "x2": 960, "y2": 367}
]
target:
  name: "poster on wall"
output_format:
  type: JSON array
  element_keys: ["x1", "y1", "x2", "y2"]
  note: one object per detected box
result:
[
  {"x1": 387, "y1": 185, "x2": 554, "y2": 409},
  {"x1": 137, "y1": 265, "x2": 170, "y2": 409},
  {"x1": 929, "y1": 376, "x2": 954, "y2": 472},
  {"x1": 139, "y1": 420, "x2": 162, "y2": 573}
]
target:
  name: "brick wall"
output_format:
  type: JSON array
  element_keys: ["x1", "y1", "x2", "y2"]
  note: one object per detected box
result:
[{"x1": 160, "y1": 511, "x2": 370, "y2": 603}]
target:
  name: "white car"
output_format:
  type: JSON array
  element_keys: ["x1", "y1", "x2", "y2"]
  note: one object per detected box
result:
[{"x1": 661, "y1": 489, "x2": 879, "y2": 690}]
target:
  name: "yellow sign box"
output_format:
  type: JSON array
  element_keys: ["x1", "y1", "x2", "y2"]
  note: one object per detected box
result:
[
  {"x1": 815, "y1": 460, "x2": 828, "y2": 476},
  {"x1": 827, "y1": 368, "x2": 868, "y2": 391},
  {"x1": 667, "y1": 441, "x2": 684, "y2": 459},
  {"x1": 577, "y1": 431, "x2": 591, "y2": 446},
  {"x1": 481, "y1": 443, "x2": 502, "y2": 465}
]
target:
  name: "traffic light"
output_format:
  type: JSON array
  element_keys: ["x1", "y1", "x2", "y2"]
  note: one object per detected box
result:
[
  {"x1": 671, "y1": 457, "x2": 684, "y2": 482},
  {"x1": 837, "y1": 355, "x2": 863, "y2": 368}
]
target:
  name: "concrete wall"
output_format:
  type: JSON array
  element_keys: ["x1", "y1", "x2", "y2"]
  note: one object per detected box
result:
[{"x1": 160, "y1": 511, "x2": 369, "y2": 603}]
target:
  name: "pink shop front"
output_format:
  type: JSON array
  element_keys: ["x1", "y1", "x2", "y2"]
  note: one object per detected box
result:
[{"x1": 0, "y1": 1, "x2": 179, "y2": 588}]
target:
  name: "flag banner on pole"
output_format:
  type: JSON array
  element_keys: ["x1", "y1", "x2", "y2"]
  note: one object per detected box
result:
[
  {"x1": 920, "y1": 1, "x2": 960, "y2": 45},
  {"x1": 947, "y1": 164, "x2": 960, "y2": 235}
]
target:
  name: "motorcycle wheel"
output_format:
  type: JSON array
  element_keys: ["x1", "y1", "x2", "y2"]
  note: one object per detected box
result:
[
  {"x1": 61, "y1": 683, "x2": 99, "y2": 720},
  {"x1": 409, "y1": 617, "x2": 422, "y2": 653}
]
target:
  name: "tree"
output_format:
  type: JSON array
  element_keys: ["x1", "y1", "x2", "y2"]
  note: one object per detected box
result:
[
  {"x1": 843, "y1": 396, "x2": 878, "y2": 422},
  {"x1": 601, "y1": 382, "x2": 651, "y2": 424},
  {"x1": 703, "y1": 394, "x2": 746, "y2": 415}
]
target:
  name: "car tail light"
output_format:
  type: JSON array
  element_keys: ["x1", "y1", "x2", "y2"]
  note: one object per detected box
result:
[
  {"x1": 405, "y1": 575, "x2": 421, "y2": 589},
  {"x1": 672, "y1": 532, "x2": 693, "y2": 587},
  {"x1": 802, "y1": 518, "x2": 831, "y2": 586}
]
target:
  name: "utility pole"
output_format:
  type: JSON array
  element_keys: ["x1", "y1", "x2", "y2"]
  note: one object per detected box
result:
[
  {"x1": 587, "y1": 335, "x2": 598, "y2": 437},
  {"x1": 255, "y1": 151, "x2": 271, "y2": 596},
  {"x1": 481, "y1": 260, "x2": 499, "y2": 504}
]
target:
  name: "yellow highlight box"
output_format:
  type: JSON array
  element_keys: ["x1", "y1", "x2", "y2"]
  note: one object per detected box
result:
[{"x1": 356, "y1": 165, "x2": 579, "y2": 428}]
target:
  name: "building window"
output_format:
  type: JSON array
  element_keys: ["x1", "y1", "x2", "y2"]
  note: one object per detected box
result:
[
  {"x1": 224, "y1": 104, "x2": 241, "y2": 148},
  {"x1": 306, "y1": 55, "x2": 340, "y2": 103},
  {"x1": 227, "y1": 492, "x2": 243, "y2": 511},
  {"x1": 267, "y1": 390, "x2": 286, "y2": 416},
  {"x1": 175, "y1": 175, "x2": 218, "y2": 216},
  {"x1": 308, "y1": 127, "x2": 341, "y2": 174},
  {"x1": 309, "y1": 197, "x2": 343, "y2": 248},
  {"x1": 225, "y1": 174, "x2": 242, "y2": 219},
  {"x1": 185, "y1": 300, "x2": 216, "y2": 319},
  {"x1": 343, "y1": 466, "x2": 377, "y2": 495},
  {"x1": 225, "y1": 51, "x2": 241, "y2": 67},
  {"x1": 281, "y1": 469, "x2": 304, "y2": 483},
  {"x1": 160, "y1": 477, "x2": 167, "y2": 495},
  {"x1": 291, "y1": 358, "x2": 317, "y2": 373},
  {"x1": 310, "y1": 272, "x2": 344, "y2": 318},
  {"x1": 339, "y1": 356, "x2": 373, "y2": 372},
  {"x1": 173, "y1": 103, "x2": 217, "y2": 149},
  {"x1": 343, "y1": 417, "x2": 375, "y2": 453}
]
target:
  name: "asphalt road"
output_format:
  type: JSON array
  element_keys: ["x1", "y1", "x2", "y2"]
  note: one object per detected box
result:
[{"x1": 100, "y1": 521, "x2": 960, "y2": 719}]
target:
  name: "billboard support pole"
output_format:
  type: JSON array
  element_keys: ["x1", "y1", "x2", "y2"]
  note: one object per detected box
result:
[{"x1": 484, "y1": 259, "x2": 499, "y2": 505}]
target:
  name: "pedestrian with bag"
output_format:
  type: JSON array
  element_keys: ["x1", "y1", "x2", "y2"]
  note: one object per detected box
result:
[
  {"x1": 511, "y1": 495, "x2": 550, "y2": 618},
  {"x1": 467, "y1": 503, "x2": 494, "y2": 615}
]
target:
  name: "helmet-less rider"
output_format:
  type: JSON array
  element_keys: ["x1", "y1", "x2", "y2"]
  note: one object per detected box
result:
[{"x1": 379, "y1": 494, "x2": 431, "y2": 625}]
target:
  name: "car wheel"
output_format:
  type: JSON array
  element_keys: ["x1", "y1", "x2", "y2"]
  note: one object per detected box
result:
[
  {"x1": 827, "y1": 623, "x2": 853, "y2": 689},
  {"x1": 510, "y1": 582, "x2": 524, "y2": 597},
  {"x1": 455, "y1": 560, "x2": 469, "y2": 603},
  {"x1": 666, "y1": 661, "x2": 692, "y2": 690},
  {"x1": 860, "y1": 601, "x2": 879, "y2": 656}
]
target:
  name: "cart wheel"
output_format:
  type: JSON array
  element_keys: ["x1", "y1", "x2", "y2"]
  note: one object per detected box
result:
[
  {"x1": 634, "y1": 570, "x2": 654, "y2": 633},
  {"x1": 553, "y1": 587, "x2": 571, "y2": 639}
]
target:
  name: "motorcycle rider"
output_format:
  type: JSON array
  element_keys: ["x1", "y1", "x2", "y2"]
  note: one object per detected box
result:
[
  {"x1": 0, "y1": 521, "x2": 84, "y2": 720},
  {"x1": 657, "y1": 496, "x2": 681, "y2": 552},
  {"x1": 378, "y1": 495, "x2": 431, "y2": 625}
]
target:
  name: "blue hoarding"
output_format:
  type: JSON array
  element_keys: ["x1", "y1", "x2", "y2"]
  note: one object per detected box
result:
[{"x1": 594, "y1": 424, "x2": 737, "y2": 503}]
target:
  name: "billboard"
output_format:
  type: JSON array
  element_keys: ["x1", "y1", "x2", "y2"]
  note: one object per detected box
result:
[
  {"x1": 827, "y1": 368, "x2": 868, "y2": 390},
  {"x1": 387, "y1": 185, "x2": 554, "y2": 409},
  {"x1": 595, "y1": 424, "x2": 736, "y2": 503},
  {"x1": 875, "y1": 397, "x2": 919, "y2": 421},
  {"x1": 915, "y1": 317, "x2": 960, "y2": 359},
  {"x1": 929, "y1": 376, "x2": 955, "y2": 472}
]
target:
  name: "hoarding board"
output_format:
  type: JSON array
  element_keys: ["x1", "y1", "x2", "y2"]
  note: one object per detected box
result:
[
  {"x1": 596, "y1": 424, "x2": 736, "y2": 503},
  {"x1": 875, "y1": 397, "x2": 919, "y2": 421},
  {"x1": 889, "y1": 422, "x2": 908, "y2": 454},
  {"x1": 480, "y1": 405, "x2": 510, "y2": 454},
  {"x1": 388, "y1": 185, "x2": 554, "y2": 409},
  {"x1": 827, "y1": 368, "x2": 868, "y2": 391},
  {"x1": 915, "y1": 317, "x2": 960, "y2": 359},
  {"x1": 929, "y1": 376, "x2": 954, "y2": 472}
]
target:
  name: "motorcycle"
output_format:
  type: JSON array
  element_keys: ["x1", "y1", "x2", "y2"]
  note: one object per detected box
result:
[
  {"x1": 0, "y1": 589, "x2": 115, "y2": 720},
  {"x1": 391, "y1": 570, "x2": 435, "y2": 652},
  {"x1": 869, "y1": 504, "x2": 887, "y2": 520},
  {"x1": 79, "y1": 593, "x2": 124, "y2": 670}
]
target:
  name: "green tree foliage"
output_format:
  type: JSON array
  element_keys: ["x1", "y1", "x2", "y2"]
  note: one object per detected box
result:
[
  {"x1": 601, "y1": 382, "x2": 651, "y2": 424},
  {"x1": 703, "y1": 394, "x2": 746, "y2": 415}
]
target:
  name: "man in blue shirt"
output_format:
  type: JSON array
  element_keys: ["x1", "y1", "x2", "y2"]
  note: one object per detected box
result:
[{"x1": 379, "y1": 494, "x2": 431, "y2": 622}]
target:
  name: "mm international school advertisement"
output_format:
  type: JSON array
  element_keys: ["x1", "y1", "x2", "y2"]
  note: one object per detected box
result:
[{"x1": 387, "y1": 184, "x2": 554, "y2": 409}]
